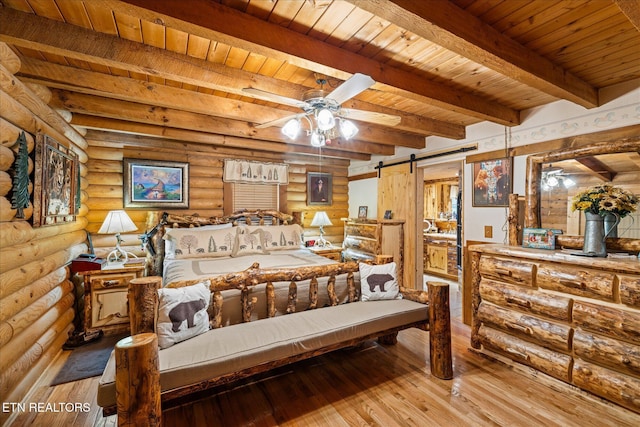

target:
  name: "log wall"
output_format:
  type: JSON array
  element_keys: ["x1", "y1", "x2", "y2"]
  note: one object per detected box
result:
[
  {"x1": 0, "y1": 43, "x2": 87, "y2": 425},
  {"x1": 84, "y1": 133, "x2": 349, "y2": 258}
]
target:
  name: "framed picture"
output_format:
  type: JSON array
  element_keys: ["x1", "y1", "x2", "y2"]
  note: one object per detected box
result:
[
  {"x1": 522, "y1": 228, "x2": 556, "y2": 250},
  {"x1": 384, "y1": 210, "x2": 393, "y2": 219},
  {"x1": 472, "y1": 157, "x2": 512, "y2": 207},
  {"x1": 124, "y1": 159, "x2": 189, "y2": 208},
  {"x1": 33, "y1": 134, "x2": 79, "y2": 227},
  {"x1": 358, "y1": 206, "x2": 368, "y2": 219},
  {"x1": 307, "y1": 172, "x2": 332, "y2": 205}
]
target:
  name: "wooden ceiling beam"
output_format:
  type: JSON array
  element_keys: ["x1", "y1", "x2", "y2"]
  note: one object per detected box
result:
[
  {"x1": 575, "y1": 156, "x2": 617, "y2": 182},
  {"x1": 614, "y1": 0, "x2": 640, "y2": 32},
  {"x1": 49, "y1": 89, "x2": 412, "y2": 151},
  {"x1": 106, "y1": 0, "x2": 519, "y2": 125},
  {"x1": 73, "y1": 115, "x2": 370, "y2": 161},
  {"x1": 349, "y1": 0, "x2": 598, "y2": 109},
  {"x1": 0, "y1": 8, "x2": 462, "y2": 140}
]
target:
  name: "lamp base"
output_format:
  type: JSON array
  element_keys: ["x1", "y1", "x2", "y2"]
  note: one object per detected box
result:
[
  {"x1": 106, "y1": 247, "x2": 138, "y2": 264},
  {"x1": 314, "y1": 236, "x2": 332, "y2": 248}
]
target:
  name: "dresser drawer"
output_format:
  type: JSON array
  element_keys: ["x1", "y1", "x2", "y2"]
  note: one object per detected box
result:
[
  {"x1": 344, "y1": 223, "x2": 377, "y2": 239},
  {"x1": 620, "y1": 274, "x2": 640, "y2": 308},
  {"x1": 573, "y1": 329, "x2": 640, "y2": 377},
  {"x1": 573, "y1": 301, "x2": 640, "y2": 345},
  {"x1": 479, "y1": 256, "x2": 535, "y2": 287},
  {"x1": 342, "y1": 236, "x2": 378, "y2": 255},
  {"x1": 477, "y1": 301, "x2": 571, "y2": 352},
  {"x1": 573, "y1": 359, "x2": 640, "y2": 413},
  {"x1": 479, "y1": 278, "x2": 572, "y2": 322},
  {"x1": 88, "y1": 271, "x2": 139, "y2": 290},
  {"x1": 478, "y1": 325, "x2": 572, "y2": 382},
  {"x1": 537, "y1": 264, "x2": 615, "y2": 301}
]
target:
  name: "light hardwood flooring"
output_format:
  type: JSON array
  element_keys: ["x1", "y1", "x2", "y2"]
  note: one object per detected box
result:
[{"x1": 8, "y1": 282, "x2": 640, "y2": 427}]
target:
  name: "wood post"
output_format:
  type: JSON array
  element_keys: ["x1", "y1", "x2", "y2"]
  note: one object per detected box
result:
[
  {"x1": 427, "y1": 282, "x2": 453, "y2": 380},
  {"x1": 115, "y1": 333, "x2": 161, "y2": 427},
  {"x1": 508, "y1": 193, "x2": 520, "y2": 246},
  {"x1": 128, "y1": 276, "x2": 161, "y2": 335}
]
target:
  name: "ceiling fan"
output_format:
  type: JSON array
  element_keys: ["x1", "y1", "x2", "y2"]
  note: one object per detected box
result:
[
  {"x1": 242, "y1": 73, "x2": 401, "y2": 146},
  {"x1": 542, "y1": 165, "x2": 575, "y2": 190}
]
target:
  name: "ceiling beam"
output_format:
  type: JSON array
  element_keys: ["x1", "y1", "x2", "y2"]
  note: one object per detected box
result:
[
  {"x1": 74, "y1": 115, "x2": 371, "y2": 161},
  {"x1": 18, "y1": 56, "x2": 461, "y2": 140},
  {"x1": 0, "y1": 8, "x2": 462, "y2": 140},
  {"x1": 575, "y1": 156, "x2": 617, "y2": 182},
  {"x1": 614, "y1": 0, "x2": 640, "y2": 32},
  {"x1": 49, "y1": 89, "x2": 416, "y2": 151},
  {"x1": 348, "y1": 0, "x2": 598, "y2": 108},
  {"x1": 106, "y1": 0, "x2": 519, "y2": 125}
]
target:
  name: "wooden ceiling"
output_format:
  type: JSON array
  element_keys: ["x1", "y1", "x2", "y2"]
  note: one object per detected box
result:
[{"x1": 1, "y1": 0, "x2": 639, "y2": 161}]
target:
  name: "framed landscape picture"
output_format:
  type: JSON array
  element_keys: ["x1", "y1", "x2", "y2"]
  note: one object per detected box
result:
[
  {"x1": 124, "y1": 159, "x2": 189, "y2": 208},
  {"x1": 472, "y1": 157, "x2": 512, "y2": 207}
]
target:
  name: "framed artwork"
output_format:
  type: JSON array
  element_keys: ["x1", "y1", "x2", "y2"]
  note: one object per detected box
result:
[
  {"x1": 33, "y1": 134, "x2": 79, "y2": 227},
  {"x1": 384, "y1": 210, "x2": 393, "y2": 219},
  {"x1": 472, "y1": 157, "x2": 512, "y2": 207},
  {"x1": 307, "y1": 172, "x2": 332, "y2": 205},
  {"x1": 522, "y1": 228, "x2": 556, "y2": 250},
  {"x1": 358, "y1": 206, "x2": 368, "y2": 219},
  {"x1": 124, "y1": 159, "x2": 189, "y2": 208}
]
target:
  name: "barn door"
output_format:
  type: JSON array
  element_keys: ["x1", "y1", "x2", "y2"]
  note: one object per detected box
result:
[{"x1": 377, "y1": 164, "x2": 423, "y2": 290}]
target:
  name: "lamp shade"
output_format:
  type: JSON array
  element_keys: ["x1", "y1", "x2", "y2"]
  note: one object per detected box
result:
[
  {"x1": 98, "y1": 210, "x2": 138, "y2": 234},
  {"x1": 310, "y1": 211, "x2": 332, "y2": 227}
]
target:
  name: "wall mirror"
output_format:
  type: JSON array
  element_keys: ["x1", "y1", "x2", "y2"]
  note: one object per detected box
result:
[{"x1": 525, "y1": 138, "x2": 640, "y2": 251}]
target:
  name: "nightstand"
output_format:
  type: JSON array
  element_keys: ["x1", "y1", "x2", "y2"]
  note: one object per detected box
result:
[
  {"x1": 308, "y1": 245, "x2": 343, "y2": 261},
  {"x1": 82, "y1": 264, "x2": 145, "y2": 336}
]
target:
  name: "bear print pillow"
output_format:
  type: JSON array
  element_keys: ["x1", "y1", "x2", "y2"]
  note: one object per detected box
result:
[
  {"x1": 156, "y1": 281, "x2": 211, "y2": 349},
  {"x1": 359, "y1": 262, "x2": 402, "y2": 302}
]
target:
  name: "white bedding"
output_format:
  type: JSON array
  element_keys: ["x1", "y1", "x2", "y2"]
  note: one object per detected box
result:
[{"x1": 163, "y1": 248, "x2": 354, "y2": 326}]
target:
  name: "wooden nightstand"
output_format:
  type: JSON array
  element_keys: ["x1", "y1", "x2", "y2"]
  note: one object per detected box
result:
[
  {"x1": 82, "y1": 264, "x2": 145, "y2": 335},
  {"x1": 308, "y1": 245, "x2": 343, "y2": 261}
]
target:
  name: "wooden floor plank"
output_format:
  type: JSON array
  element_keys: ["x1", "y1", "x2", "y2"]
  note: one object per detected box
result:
[{"x1": 7, "y1": 283, "x2": 640, "y2": 427}]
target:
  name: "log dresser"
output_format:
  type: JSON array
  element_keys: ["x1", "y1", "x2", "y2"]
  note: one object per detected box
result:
[{"x1": 469, "y1": 244, "x2": 640, "y2": 414}]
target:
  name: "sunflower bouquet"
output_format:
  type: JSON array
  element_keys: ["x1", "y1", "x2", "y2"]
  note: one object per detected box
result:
[{"x1": 571, "y1": 184, "x2": 638, "y2": 218}]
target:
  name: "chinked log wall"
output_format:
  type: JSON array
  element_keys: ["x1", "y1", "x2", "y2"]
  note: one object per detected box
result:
[
  {"x1": 0, "y1": 43, "x2": 88, "y2": 425},
  {"x1": 84, "y1": 136, "x2": 350, "y2": 257}
]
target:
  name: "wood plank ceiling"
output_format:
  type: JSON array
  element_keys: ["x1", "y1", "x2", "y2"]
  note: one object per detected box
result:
[{"x1": 1, "y1": 0, "x2": 639, "y2": 161}]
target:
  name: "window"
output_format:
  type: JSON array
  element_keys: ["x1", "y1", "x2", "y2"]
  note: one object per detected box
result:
[{"x1": 232, "y1": 182, "x2": 279, "y2": 212}]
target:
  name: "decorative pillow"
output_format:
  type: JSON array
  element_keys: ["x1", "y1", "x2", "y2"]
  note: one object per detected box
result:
[
  {"x1": 163, "y1": 226, "x2": 236, "y2": 259},
  {"x1": 247, "y1": 224, "x2": 304, "y2": 251},
  {"x1": 231, "y1": 226, "x2": 270, "y2": 257},
  {"x1": 156, "y1": 281, "x2": 211, "y2": 349},
  {"x1": 359, "y1": 262, "x2": 402, "y2": 302}
]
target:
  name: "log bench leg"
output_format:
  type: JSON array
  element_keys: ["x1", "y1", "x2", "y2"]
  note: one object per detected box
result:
[
  {"x1": 377, "y1": 332, "x2": 398, "y2": 345},
  {"x1": 128, "y1": 276, "x2": 161, "y2": 335},
  {"x1": 115, "y1": 333, "x2": 161, "y2": 426},
  {"x1": 428, "y1": 282, "x2": 453, "y2": 380}
]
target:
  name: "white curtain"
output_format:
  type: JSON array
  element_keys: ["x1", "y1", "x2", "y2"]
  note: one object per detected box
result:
[{"x1": 223, "y1": 159, "x2": 288, "y2": 184}]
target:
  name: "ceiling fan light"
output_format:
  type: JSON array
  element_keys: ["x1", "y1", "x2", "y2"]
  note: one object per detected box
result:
[
  {"x1": 562, "y1": 176, "x2": 576, "y2": 188},
  {"x1": 281, "y1": 118, "x2": 301, "y2": 139},
  {"x1": 339, "y1": 119, "x2": 358, "y2": 139},
  {"x1": 546, "y1": 176, "x2": 559, "y2": 187},
  {"x1": 310, "y1": 131, "x2": 325, "y2": 147},
  {"x1": 316, "y1": 108, "x2": 335, "y2": 131}
]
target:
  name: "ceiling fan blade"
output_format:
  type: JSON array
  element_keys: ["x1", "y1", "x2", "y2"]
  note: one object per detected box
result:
[
  {"x1": 340, "y1": 108, "x2": 401, "y2": 127},
  {"x1": 254, "y1": 113, "x2": 306, "y2": 129},
  {"x1": 326, "y1": 73, "x2": 375, "y2": 104},
  {"x1": 242, "y1": 87, "x2": 307, "y2": 108}
]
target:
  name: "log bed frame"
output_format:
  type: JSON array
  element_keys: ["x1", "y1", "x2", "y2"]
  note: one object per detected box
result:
[{"x1": 109, "y1": 210, "x2": 453, "y2": 423}]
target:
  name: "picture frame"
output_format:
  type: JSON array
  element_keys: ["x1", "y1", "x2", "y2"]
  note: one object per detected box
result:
[
  {"x1": 472, "y1": 157, "x2": 512, "y2": 207},
  {"x1": 123, "y1": 158, "x2": 189, "y2": 208},
  {"x1": 522, "y1": 227, "x2": 556, "y2": 250},
  {"x1": 384, "y1": 210, "x2": 393, "y2": 219},
  {"x1": 358, "y1": 206, "x2": 368, "y2": 219},
  {"x1": 33, "y1": 134, "x2": 79, "y2": 227},
  {"x1": 307, "y1": 172, "x2": 332, "y2": 205}
]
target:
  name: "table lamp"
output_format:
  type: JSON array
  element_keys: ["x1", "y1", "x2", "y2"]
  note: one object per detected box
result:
[
  {"x1": 311, "y1": 211, "x2": 332, "y2": 247},
  {"x1": 98, "y1": 210, "x2": 138, "y2": 264}
]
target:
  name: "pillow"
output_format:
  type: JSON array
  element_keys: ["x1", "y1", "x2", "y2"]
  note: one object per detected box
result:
[
  {"x1": 359, "y1": 262, "x2": 402, "y2": 302},
  {"x1": 195, "y1": 223, "x2": 233, "y2": 231},
  {"x1": 247, "y1": 224, "x2": 304, "y2": 251},
  {"x1": 163, "y1": 226, "x2": 236, "y2": 259},
  {"x1": 231, "y1": 226, "x2": 270, "y2": 257},
  {"x1": 156, "y1": 281, "x2": 211, "y2": 349}
]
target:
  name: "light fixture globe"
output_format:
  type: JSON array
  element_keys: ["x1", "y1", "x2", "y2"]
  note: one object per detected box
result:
[
  {"x1": 310, "y1": 131, "x2": 326, "y2": 147},
  {"x1": 562, "y1": 177, "x2": 576, "y2": 188},
  {"x1": 339, "y1": 119, "x2": 358, "y2": 139},
  {"x1": 282, "y1": 118, "x2": 301, "y2": 139},
  {"x1": 546, "y1": 175, "x2": 559, "y2": 187},
  {"x1": 316, "y1": 108, "x2": 335, "y2": 131}
]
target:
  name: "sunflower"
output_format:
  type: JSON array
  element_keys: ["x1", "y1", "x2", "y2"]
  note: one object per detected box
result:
[{"x1": 571, "y1": 184, "x2": 638, "y2": 217}]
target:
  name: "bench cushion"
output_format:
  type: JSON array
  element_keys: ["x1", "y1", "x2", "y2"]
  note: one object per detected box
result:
[{"x1": 97, "y1": 299, "x2": 427, "y2": 408}]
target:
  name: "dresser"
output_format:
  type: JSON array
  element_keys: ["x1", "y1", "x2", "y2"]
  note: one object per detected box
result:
[
  {"x1": 423, "y1": 233, "x2": 457, "y2": 279},
  {"x1": 342, "y1": 218, "x2": 404, "y2": 280},
  {"x1": 469, "y1": 244, "x2": 640, "y2": 413}
]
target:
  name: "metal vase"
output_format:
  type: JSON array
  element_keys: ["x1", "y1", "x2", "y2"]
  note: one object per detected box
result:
[
  {"x1": 603, "y1": 212, "x2": 620, "y2": 238},
  {"x1": 583, "y1": 211, "x2": 607, "y2": 257}
]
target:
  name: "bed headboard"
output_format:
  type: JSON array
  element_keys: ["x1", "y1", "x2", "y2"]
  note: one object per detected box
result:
[{"x1": 142, "y1": 210, "x2": 298, "y2": 276}]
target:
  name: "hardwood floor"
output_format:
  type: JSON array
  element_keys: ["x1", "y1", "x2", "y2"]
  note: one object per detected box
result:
[{"x1": 8, "y1": 283, "x2": 640, "y2": 427}]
